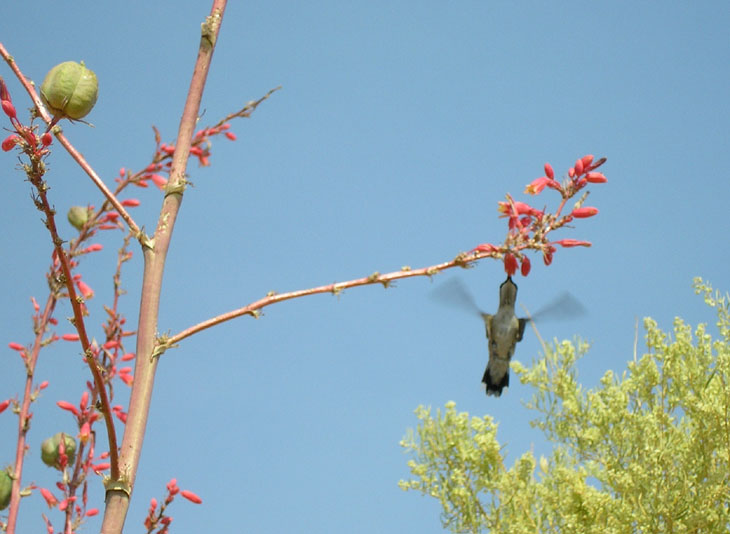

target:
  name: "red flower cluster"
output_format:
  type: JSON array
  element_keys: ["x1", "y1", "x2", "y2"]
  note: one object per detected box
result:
[{"x1": 471, "y1": 155, "x2": 607, "y2": 276}]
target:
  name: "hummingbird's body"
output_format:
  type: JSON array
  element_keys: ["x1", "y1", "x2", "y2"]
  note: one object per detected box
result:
[{"x1": 480, "y1": 277, "x2": 527, "y2": 396}]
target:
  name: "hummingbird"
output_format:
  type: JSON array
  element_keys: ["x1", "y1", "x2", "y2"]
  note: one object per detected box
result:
[
  {"x1": 480, "y1": 276, "x2": 527, "y2": 396},
  {"x1": 432, "y1": 276, "x2": 584, "y2": 397}
]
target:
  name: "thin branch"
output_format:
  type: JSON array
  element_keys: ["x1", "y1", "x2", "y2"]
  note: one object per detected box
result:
[{"x1": 167, "y1": 250, "x2": 492, "y2": 346}]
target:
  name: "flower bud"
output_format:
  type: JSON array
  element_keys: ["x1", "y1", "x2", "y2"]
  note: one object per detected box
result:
[
  {"x1": 40, "y1": 432, "x2": 77, "y2": 470},
  {"x1": 40, "y1": 61, "x2": 98, "y2": 121},
  {"x1": 67, "y1": 206, "x2": 89, "y2": 230},
  {"x1": 0, "y1": 470, "x2": 11, "y2": 510}
]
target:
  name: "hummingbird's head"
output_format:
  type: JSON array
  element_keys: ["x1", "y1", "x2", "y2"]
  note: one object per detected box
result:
[{"x1": 498, "y1": 276, "x2": 518, "y2": 307}]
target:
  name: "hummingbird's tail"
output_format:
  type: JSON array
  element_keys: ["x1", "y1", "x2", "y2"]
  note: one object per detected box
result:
[{"x1": 482, "y1": 365, "x2": 509, "y2": 397}]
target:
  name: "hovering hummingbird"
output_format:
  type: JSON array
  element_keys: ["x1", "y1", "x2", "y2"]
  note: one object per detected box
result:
[{"x1": 433, "y1": 276, "x2": 584, "y2": 397}]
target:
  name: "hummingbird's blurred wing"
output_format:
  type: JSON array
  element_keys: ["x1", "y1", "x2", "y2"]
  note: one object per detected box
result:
[
  {"x1": 527, "y1": 292, "x2": 586, "y2": 323},
  {"x1": 431, "y1": 278, "x2": 484, "y2": 317}
]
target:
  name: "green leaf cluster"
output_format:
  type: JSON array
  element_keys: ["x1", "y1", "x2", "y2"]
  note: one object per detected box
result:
[{"x1": 400, "y1": 279, "x2": 730, "y2": 533}]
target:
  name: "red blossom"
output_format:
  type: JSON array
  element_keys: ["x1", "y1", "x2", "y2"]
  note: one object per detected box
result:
[
  {"x1": 166, "y1": 479, "x2": 180, "y2": 495},
  {"x1": 92, "y1": 463, "x2": 111, "y2": 473},
  {"x1": 103, "y1": 340, "x2": 121, "y2": 349},
  {"x1": 40, "y1": 487, "x2": 59, "y2": 508},
  {"x1": 2, "y1": 134, "x2": 19, "y2": 151},
  {"x1": 121, "y1": 352, "x2": 136, "y2": 361},
  {"x1": 225, "y1": 131, "x2": 237, "y2": 141},
  {"x1": 574, "y1": 158, "x2": 584, "y2": 175},
  {"x1": 471, "y1": 243, "x2": 497, "y2": 254},
  {"x1": 61, "y1": 333, "x2": 80, "y2": 342},
  {"x1": 543, "y1": 246, "x2": 555, "y2": 266},
  {"x1": 581, "y1": 154, "x2": 594, "y2": 168},
  {"x1": 8, "y1": 342, "x2": 25, "y2": 352},
  {"x1": 585, "y1": 172, "x2": 607, "y2": 183},
  {"x1": 31, "y1": 296, "x2": 40, "y2": 312},
  {"x1": 39, "y1": 381, "x2": 49, "y2": 389},
  {"x1": 121, "y1": 198, "x2": 141, "y2": 207},
  {"x1": 79, "y1": 421, "x2": 91, "y2": 443},
  {"x1": 553, "y1": 239, "x2": 592, "y2": 247},
  {"x1": 520, "y1": 256, "x2": 531, "y2": 276},
  {"x1": 57, "y1": 400, "x2": 80, "y2": 416},
  {"x1": 86, "y1": 509, "x2": 99, "y2": 517},
  {"x1": 571, "y1": 206, "x2": 599, "y2": 218},
  {"x1": 41, "y1": 132, "x2": 53, "y2": 146},
  {"x1": 83, "y1": 244, "x2": 104, "y2": 253},
  {"x1": 181, "y1": 490, "x2": 203, "y2": 504},
  {"x1": 0, "y1": 399, "x2": 10, "y2": 414},
  {"x1": 149, "y1": 173, "x2": 168, "y2": 190},
  {"x1": 1, "y1": 99, "x2": 16, "y2": 119},
  {"x1": 525, "y1": 176, "x2": 550, "y2": 195},
  {"x1": 80, "y1": 391, "x2": 89, "y2": 409},
  {"x1": 76, "y1": 279, "x2": 94, "y2": 299},
  {"x1": 544, "y1": 162, "x2": 554, "y2": 180},
  {"x1": 503, "y1": 253, "x2": 518, "y2": 276}
]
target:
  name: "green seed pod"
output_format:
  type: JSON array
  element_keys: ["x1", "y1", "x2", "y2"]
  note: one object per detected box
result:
[
  {"x1": 67, "y1": 206, "x2": 89, "y2": 230},
  {"x1": 40, "y1": 432, "x2": 77, "y2": 470},
  {"x1": 40, "y1": 61, "x2": 98, "y2": 121},
  {"x1": 0, "y1": 470, "x2": 11, "y2": 511}
]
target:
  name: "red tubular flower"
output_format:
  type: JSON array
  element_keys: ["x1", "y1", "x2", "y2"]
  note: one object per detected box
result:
[
  {"x1": 8, "y1": 342, "x2": 25, "y2": 352},
  {"x1": 575, "y1": 158, "x2": 585, "y2": 175},
  {"x1": 40, "y1": 488, "x2": 59, "y2": 508},
  {"x1": 121, "y1": 352, "x2": 136, "y2": 361},
  {"x1": 1, "y1": 100, "x2": 16, "y2": 119},
  {"x1": 585, "y1": 172, "x2": 607, "y2": 183},
  {"x1": 121, "y1": 198, "x2": 140, "y2": 207},
  {"x1": 39, "y1": 381, "x2": 49, "y2": 390},
  {"x1": 503, "y1": 253, "x2": 518, "y2": 276},
  {"x1": 525, "y1": 176, "x2": 549, "y2": 195},
  {"x1": 61, "y1": 333, "x2": 80, "y2": 341},
  {"x1": 57, "y1": 400, "x2": 80, "y2": 416},
  {"x1": 544, "y1": 162, "x2": 554, "y2": 180},
  {"x1": 581, "y1": 154, "x2": 594, "y2": 168},
  {"x1": 149, "y1": 173, "x2": 168, "y2": 190},
  {"x1": 553, "y1": 239, "x2": 592, "y2": 247},
  {"x1": 472, "y1": 243, "x2": 497, "y2": 254},
  {"x1": 166, "y1": 479, "x2": 180, "y2": 495},
  {"x1": 92, "y1": 463, "x2": 111, "y2": 473},
  {"x1": 2, "y1": 134, "x2": 19, "y2": 151},
  {"x1": 0, "y1": 399, "x2": 10, "y2": 414},
  {"x1": 225, "y1": 131, "x2": 237, "y2": 141},
  {"x1": 76, "y1": 279, "x2": 94, "y2": 299},
  {"x1": 571, "y1": 206, "x2": 599, "y2": 218},
  {"x1": 181, "y1": 490, "x2": 203, "y2": 504},
  {"x1": 86, "y1": 509, "x2": 99, "y2": 517},
  {"x1": 41, "y1": 132, "x2": 53, "y2": 146},
  {"x1": 543, "y1": 245, "x2": 555, "y2": 266},
  {"x1": 520, "y1": 256, "x2": 531, "y2": 276},
  {"x1": 78, "y1": 421, "x2": 91, "y2": 444}
]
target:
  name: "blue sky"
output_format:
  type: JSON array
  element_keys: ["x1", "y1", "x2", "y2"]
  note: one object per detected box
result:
[{"x1": 1, "y1": 2, "x2": 729, "y2": 532}]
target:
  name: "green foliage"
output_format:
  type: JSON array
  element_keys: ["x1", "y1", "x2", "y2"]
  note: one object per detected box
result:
[{"x1": 400, "y1": 279, "x2": 730, "y2": 533}]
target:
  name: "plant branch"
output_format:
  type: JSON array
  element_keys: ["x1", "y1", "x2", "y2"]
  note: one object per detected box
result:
[
  {"x1": 167, "y1": 250, "x2": 493, "y2": 346},
  {"x1": 101, "y1": 2, "x2": 227, "y2": 532}
]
